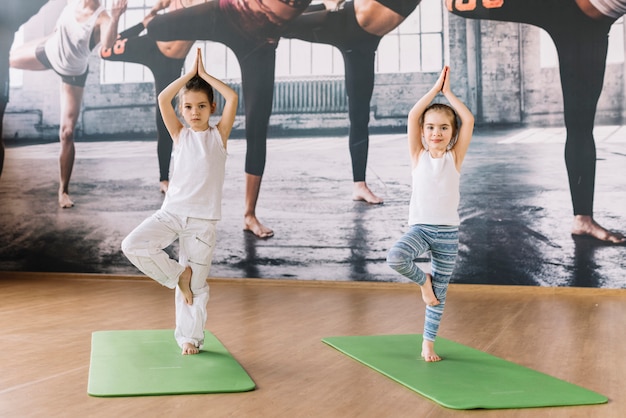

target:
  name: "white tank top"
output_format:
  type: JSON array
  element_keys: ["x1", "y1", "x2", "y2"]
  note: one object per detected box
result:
[
  {"x1": 408, "y1": 150, "x2": 460, "y2": 226},
  {"x1": 162, "y1": 126, "x2": 227, "y2": 220},
  {"x1": 589, "y1": 0, "x2": 626, "y2": 18},
  {"x1": 44, "y1": 0, "x2": 105, "y2": 76}
]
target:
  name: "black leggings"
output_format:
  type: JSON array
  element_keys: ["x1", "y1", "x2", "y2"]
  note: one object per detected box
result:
[
  {"x1": 146, "y1": 1, "x2": 281, "y2": 177},
  {"x1": 283, "y1": 2, "x2": 382, "y2": 182},
  {"x1": 448, "y1": 0, "x2": 616, "y2": 216},
  {"x1": 101, "y1": 23, "x2": 185, "y2": 182}
]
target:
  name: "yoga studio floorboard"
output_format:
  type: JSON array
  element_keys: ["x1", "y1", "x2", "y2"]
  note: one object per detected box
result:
[{"x1": 1, "y1": 272, "x2": 624, "y2": 418}]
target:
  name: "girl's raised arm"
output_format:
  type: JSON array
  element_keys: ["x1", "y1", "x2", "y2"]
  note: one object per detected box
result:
[
  {"x1": 407, "y1": 66, "x2": 446, "y2": 168},
  {"x1": 196, "y1": 49, "x2": 238, "y2": 146},
  {"x1": 441, "y1": 67, "x2": 474, "y2": 170}
]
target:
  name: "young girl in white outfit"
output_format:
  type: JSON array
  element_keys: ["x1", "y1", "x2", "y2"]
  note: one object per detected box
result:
[
  {"x1": 122, "y1": 48, "x2": 238, "y2": 355},
  {"x1": 387, "y1": 66, "x2": 474, "y2": 362}
]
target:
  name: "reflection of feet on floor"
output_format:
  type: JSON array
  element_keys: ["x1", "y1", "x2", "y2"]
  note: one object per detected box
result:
[
  {"x1": 182, "y1": 342, "x2": 199, "y2": 355},
  {"x1": 571, "y1": 215, "x2": 626, "y2": 244},
  {"x1": 160, "y1": 180, "x2": 169, "y2": 194},
  {"x1": 244, "y1": 214, "x2": 274, "y2": 238},
  {"x1": 352, "y1": 181, "x2": 383, "y2": 205},
  {"x1": 59, "y1": 192, "x2": 74, "y2": 208}
]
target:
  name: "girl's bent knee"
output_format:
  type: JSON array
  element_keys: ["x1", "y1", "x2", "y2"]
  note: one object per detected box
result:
[{"x1": 386, "y1": 249, "x2": 408, "y2": 270}]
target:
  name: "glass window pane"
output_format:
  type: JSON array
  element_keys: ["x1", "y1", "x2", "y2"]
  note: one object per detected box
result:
[
  {"x1": 124, "y1": 62, "x2": 148, "y2": 82},
  {"x1": 399, "y1": 9, "x2": 420, "y2": 34},
  {"x1": 276, "y1": 40, "x2": 291, "y2": 77},
  {"x1": 290, "y1": 39, "x2": 313, "y2": 76},
  {"x1": 420, "y1": 0, "x2": 442, "y2": 33},
  {"x1": 421, "y1": 34, "x2": 442, "y2": 72},
  {"x1": 311, "y1": 44, "x2": 336, "y2": 75},
  {"x1": 607, "y1": 18, "x2": 624, "y2": 64},
  {"x1": 539, "y1": 30, "x2": 558, "y2": 68},
  {"x1": 204, "y1": 41, "x2": 228, "y2": 79},
  {"x1": 9, "y1": 28, "x2": 24, "y2": 87},
  {"x1": 377, "y1": 35, "x2": 400, "y2": 73},
  {"x1": 400, "y1": 34, "x2": 421, "y2": 73},
  {"x1": 225, "y1": 46, "x2": 240, "y2": 79}
]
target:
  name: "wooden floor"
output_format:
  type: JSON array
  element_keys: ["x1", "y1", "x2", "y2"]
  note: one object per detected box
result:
[{"x1": 1, "y1": 273, "x2": 625, "y2": 418}]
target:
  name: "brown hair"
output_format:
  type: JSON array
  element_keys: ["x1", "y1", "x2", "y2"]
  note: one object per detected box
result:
[
  {"x1": 178, "y1": 75, "x2": 214, "y2": 106},
  {"x1": 420, "y1": 103, "x2": 460, "y2": 148}
]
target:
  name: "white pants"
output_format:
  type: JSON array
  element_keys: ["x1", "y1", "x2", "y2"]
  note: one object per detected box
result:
[{"x1": 121, "y1": 209, "x2": 216, "y2": 349}]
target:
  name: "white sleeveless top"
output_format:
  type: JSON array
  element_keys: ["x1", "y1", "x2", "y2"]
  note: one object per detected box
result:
[
  {"x1": 162, "y1": 126, "x2": 227, "y2": 220},
  {"x1": 408, "y1": 150, "x2": 460, "y2": 226},
  {"x1": 44, "y1": 0, "x2": 105, "y2": 76},
  {"x1": 589, "y1": 0, "x2": 626, "y2": 18}
]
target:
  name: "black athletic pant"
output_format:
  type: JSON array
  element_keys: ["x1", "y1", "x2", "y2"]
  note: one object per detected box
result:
[
  {"x1": 448, "y1": 0, "x2": 616, "y2": 216},
  {"x1": 146, "y1": 1, "x2": 279, "y2": 177},
  {"x1": 101, "y1": 23, "x2": 185, "y2": 182},
  {"x1": 284, "y1": 2, "x2": 382, "y2": 183}
]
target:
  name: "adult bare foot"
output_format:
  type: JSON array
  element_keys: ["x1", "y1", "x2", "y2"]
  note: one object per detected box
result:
[
  {"x1": 352, "y1": 181, "x2": 383, "y2": 204},
  {"x1": 159, "y1": 180, "x2": 169, "y2": 194},
  {"x1": 59, "y1": 192, "x2": 74, "y2": 208},
  {"x1": 182, "y1": 342, "x2": 199, "y2": 355},
  {"x1": 420, "y1": 274, "x2": 440, "y2": 306},
  {"x1": 244, "y1": 214, "x2": 274, "y2": 238},
  {"x1": 178, "y1": 266, "x2": 193, "y2": 305},
  {"x1": 572, "y1": 215, "x2": 625, "y2": 244},
  {"x1": 421, "y1": 339, "x2": 441, "y2": 362}
]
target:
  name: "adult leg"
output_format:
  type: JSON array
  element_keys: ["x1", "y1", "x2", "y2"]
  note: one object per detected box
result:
[
  {"x1": 448, "y1": 0, "x2": 624, "y2": 242},
  {"x1": 174, "y1": 218, "x2": 216, "y2": 354},
  {"x1": 147, "y1": 1, "x2": 277, "y2": 237},
  {"x1": 101, "y1": 33, "x2": 183, "y2": 191},
  {"x1": 285, "y1": 3, "x2": 383, "y2": 203},
  {"x1": 8, "y1": 38, "x2": 49, "y2": 71},
  {"x1": 237, "y1": 43, "x2": 277, "y2": 238},
  {"x1": 58, "y1": 82, "x2": 84, "y2": 208},
  {"x1": 146, "y1": 2, "x2": 224, "y2": 43},
  {"x1": 342, "y1": 43, "x2": 383, "y2": 204},
  {"x1": 551, "y1": 15, "x2": 625, "y2": 242}
]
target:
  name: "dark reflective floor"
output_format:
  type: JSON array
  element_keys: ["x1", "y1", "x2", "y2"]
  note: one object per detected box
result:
[{"x1": 1, "y1": 125, "x2": 624, "y2": 287}]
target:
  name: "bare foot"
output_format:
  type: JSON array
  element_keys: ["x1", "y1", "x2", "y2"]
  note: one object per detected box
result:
[
  {"x1": 244, "y1": 214, "x2": 274, "y2": 238},
  {"x1": 420, "y1": 274, "x2": 440, "y2": 306},
  {"x1": 421, "y1": 339, "x2": 441, "y2": 362},
  {"x1": 178, "y1": 266, "x2": 193, "y2": 305},
  {"x1": 352, "y1": 181, "x2": 383, "y2": 204},
  {"x1": 182, "y1": 342, "x2": 199, "y2": 355},
  {"x1": 59, "y1": 192, "x2": 74, "y2": 208},
  {"x1": 572, "y1": 215, "x2": 625, "y2": 244},
  {"x1": 159, "y1": 180, "x2": 169, "y2": 194}
]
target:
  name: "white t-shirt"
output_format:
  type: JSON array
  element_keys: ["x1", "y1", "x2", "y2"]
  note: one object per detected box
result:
[
  {"x1": 162, "y1": 126, "x2": 227, "y2": 220},
  {"x1": 44, "y1": 0, "x2": 104, "y2": 76},
  {"x1": 408, "y1": 150, "x2": 460, "y2": 226}
]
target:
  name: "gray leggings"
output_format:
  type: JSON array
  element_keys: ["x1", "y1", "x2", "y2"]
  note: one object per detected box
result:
[{"x1": 387, "y1": 224, "x2": 459, "y2": 341}]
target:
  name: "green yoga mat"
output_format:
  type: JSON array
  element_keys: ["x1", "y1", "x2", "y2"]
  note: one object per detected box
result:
[
  {"x1": 322, "y1": 334, "x2": 607, "y2": 410},
  {"x1": 88, "y1": 330, "x2": 255, "y2": 397}
]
